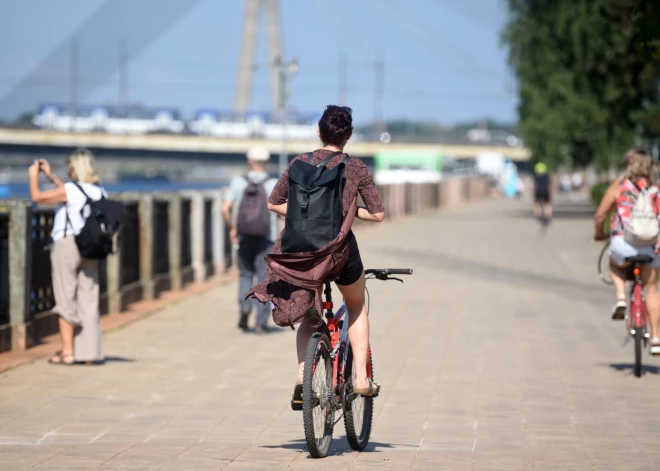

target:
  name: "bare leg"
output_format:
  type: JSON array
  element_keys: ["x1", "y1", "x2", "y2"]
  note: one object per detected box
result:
[
  {"x1": 296, "y1": 318, "x2": 317, "y2": 383},
  {"x1": 641, "y1": 265, "x2": 660, "y2": 338},
  {"x1": 336, "y1": 273, "x2": 371, "y2": 391},
  {"x1": 533, "y1": 201, "x2": 541, "y2": 218},
  {"x1": 544, "y1": 202, "x2": 553, "y2": 220},
  {"x1": 58, "y1": 316, "x2": 75, "y2": 358},
  {"x1": 610, "y1": 261, "x2": 627, "y2": 301}
]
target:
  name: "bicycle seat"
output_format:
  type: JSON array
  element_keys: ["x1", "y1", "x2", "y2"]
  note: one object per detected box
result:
[{"x1": 625, "y1": 255, "x2": 654, "y2": 264}]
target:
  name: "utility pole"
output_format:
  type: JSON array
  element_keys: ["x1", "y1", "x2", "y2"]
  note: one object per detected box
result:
[
  {"x1": 119, "y1": 40, "x2": 128, "y2": 112},
  {"x1": 70, "y1": 39, "x2": 79, "y2": 131},
  {"x1": 338, "y1": 50, "x2": 347, "y2": 106},
  {"x1": 234, "y1": 0, "x2": 260, "y2": 115},
  {"x1": 374, "y1": 49, "x2": 384, "y2": 132},
  {"x1": 274, "y1": 56, "x2": 299, "y2": 175}
]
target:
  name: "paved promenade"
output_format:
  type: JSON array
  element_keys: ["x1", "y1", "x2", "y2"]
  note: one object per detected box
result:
[{"x1": 2, "y1": 196, "x2": 660, "y2": 470}]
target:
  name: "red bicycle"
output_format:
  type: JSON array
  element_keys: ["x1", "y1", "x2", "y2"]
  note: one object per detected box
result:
[
  {"x1": 292, "y1": 268, "x2": 412, "y2": 458},
  {"x1": 624, "y1": 255, "x2": 652, "y2": 377}
]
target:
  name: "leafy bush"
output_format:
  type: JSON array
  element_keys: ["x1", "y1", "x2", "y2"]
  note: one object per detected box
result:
[{"x1": 591, "y1": 182, "x2": 610, "y2": 207}]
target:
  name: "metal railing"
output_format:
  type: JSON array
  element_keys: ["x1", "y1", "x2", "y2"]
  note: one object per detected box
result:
[
  {"x1": 0, "y1": 215, "x2": 8, "y2": 327},
  {"x1": 152, "y1": 200, "x2": 170, "y2": 297},
  {"x1": 31, "y1": 209, "x2": 55, "y2": 317},
  {"x1": 0, "y1": 179, "x2": 490, "y2": 354}
]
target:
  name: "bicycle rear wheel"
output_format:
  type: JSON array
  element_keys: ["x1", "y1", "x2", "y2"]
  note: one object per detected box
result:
[
  {"x1": 343, "y1": 345, "x2": 374, "y2": 451},
  {"x1": 634, "y1": 328, "x2": 643, "y2": 378},
  {"x1": 303, "y1": 332, "x2": 335, "y2": 458}
]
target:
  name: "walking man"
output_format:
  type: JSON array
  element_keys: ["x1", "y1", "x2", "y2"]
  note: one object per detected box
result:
[{"x1": 222, "y1": 147, "x2": 279, "y2": 332}]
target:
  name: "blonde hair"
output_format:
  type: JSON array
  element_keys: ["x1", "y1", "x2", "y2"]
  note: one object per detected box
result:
[
  {"x1": 67, "y1": 148, "x2": 100, "y2": 184},
  {"x1": 623, "y1": 147, "x2": 654, "y2": 185}
]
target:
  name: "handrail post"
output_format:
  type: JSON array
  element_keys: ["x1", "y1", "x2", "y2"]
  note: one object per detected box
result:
[
  {"x1": 211, "y1": 190, "x2": 225, "y2": 275},
  {"x1": 168, "y1": 193, "x2": 182, "y2": 291},
  {"x1": 188, "y1": 192, "x2": 205, "y2": 282},
  {"x1": 7, "y1": 201, "x2": 32, "y2": 350},
  {"x1": 138, "y1": 195, "x2": 154, "y2": 300}
]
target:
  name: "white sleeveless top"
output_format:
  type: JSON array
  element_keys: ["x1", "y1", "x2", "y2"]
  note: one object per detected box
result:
[{"x1": 51, "y1": 182, "x2": 108, "y2": 241}]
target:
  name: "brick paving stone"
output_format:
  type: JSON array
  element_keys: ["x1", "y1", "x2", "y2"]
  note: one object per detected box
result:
[{"x1": 2, "y1": 196, "x2": 660, "y2": 470}]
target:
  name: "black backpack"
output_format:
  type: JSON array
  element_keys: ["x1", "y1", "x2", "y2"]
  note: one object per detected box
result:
[
  {"x1": 281, "y1": 151, "x2": 350, "y2": 253},
  {"x1": 236, "y1": 176, "x2": 271, "y2": 238},
  {"x1": 67, "y1": 183, "x2": 126, "y2": 260}
]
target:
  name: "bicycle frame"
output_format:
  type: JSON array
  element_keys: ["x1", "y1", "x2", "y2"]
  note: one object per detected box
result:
[
  {"x1": 629, "y1": 265, "x2": 650, "y2": 334},
  {"x1": 318, "y1": 282, "x2": 352, "y2": 399}
]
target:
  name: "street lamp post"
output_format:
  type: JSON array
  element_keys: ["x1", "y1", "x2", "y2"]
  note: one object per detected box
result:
[{"x1": 275, "y1": 56, "x2": 299, "y2": 175}]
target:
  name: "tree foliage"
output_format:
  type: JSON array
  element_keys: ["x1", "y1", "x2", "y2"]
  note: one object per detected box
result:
[{"x1": 502, "y1": 0, "x2": 660, "y2": 170}]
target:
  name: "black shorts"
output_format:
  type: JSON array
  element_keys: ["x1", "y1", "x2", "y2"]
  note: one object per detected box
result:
[
  {"x1": 335, "y1": 231, "x2": 364, "y2": 286},
  {"x1": 535, "y1": 191, "x2": 550, "y2": 204}
]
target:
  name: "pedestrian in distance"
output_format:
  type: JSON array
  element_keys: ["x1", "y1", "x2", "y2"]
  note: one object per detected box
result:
[{"x1": 222, "y1": 147, "x2": 279, "y2": 333}]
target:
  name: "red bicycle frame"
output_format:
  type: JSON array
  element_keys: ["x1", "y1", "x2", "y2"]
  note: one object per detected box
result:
[{"x1": 629, "y1": 265, "x2": 649, "y2": 331}]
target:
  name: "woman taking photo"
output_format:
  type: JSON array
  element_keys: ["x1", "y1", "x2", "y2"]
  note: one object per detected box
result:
[{"x1": 29, "y1": 148, "x2": 106, "y2": 365}]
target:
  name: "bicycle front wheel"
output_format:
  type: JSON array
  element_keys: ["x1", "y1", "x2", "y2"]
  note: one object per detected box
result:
[
  {"x1": 303, "y1": 332, "x2": 335, "y2": 458},
  {"x1": 634, "y1": 328, "x2": 643, "y2": 378},
  {"x1": 343, "y1": 345, "x2": 374, "y2": 451}
]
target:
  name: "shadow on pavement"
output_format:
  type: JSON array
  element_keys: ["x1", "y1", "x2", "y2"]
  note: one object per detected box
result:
[
  {"x1": 379, "y1": 247, "x2": 607, "y2": 303},
  {"x1": 261, "y1": 437, "x2": 399, "y2": 456},
  {"x1": 603, "y1": 363, "x2": 660, "y2": 375},
  {"x1": 505, "y1": 201, "x2": 595, "y2": 221},
  {"x1": 102, "y1": 356, "x2": 137, "y2": 363}
]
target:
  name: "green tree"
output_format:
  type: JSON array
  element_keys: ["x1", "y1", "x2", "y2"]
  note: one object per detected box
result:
[{"x1": 502, "y1": 0, "x2": 660, "y2": 170}]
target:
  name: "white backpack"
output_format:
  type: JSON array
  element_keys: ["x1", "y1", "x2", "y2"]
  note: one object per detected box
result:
[{"x1": 624, "y1": 184, "x2": 660, "y2": 247}]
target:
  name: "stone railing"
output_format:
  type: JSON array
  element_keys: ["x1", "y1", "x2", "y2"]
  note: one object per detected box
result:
[{"x1": 0, "y1": 176, "x2": 489, "y2": 354}]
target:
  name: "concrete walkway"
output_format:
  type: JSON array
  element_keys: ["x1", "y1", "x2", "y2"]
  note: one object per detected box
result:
[{"x1": 2, "y1": 196, "x2": 660, "y2": 471}]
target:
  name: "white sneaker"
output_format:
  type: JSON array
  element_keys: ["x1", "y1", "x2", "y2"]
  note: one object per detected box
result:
[
  {"x1": 650, "y1": 338, "x2": 660, "y2": 356},
  {"x1": 611, "y1": 300, "x2": 627, "y2": 320}
]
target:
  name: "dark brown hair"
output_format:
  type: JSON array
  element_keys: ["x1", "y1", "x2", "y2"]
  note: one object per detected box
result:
[{"x1": 318, "y1": 105, "x2": 353, "y2": 146}]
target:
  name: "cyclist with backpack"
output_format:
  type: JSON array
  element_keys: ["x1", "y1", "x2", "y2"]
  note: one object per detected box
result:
[
  {"x1": 222, "y1": 147, "x2": 279, "y2": 332},
  {"x1": 29, "y1": 149, "x2": 116, "y2": 365},
  {"x1": 248, "y1": 105, "x2": 385, "y2": 398},
  {"x1": 594, "y1": 147, "x2": 660, "y2": 355}
]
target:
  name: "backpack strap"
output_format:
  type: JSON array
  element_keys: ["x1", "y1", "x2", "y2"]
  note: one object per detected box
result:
[
  {"x1": 73, "y1": 182, "x2": 96, "y2": 218},
  {"x1": 310, "y1": 151, "x2": 347, "y2": 183},
  {"x1": 315, "y1": 151, "x2": 342, "y2": 168}
]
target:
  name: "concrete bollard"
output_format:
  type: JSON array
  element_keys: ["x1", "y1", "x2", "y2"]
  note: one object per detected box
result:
[
  {"x1": 138, "y1": 195, "x2": 155, "y2": 301},
  {"x1": 210, "y1": 190, "x2": 225, "y2": 275},
  {"x1": 168, "y1": 193, "x2": 182, "y2": 292},
  {"x1": 187, "y1": 192, "x2": 205, "y2": 283},
  {"x1": 5, "y1": 201, "x2": 33, "y2": 350},
  {"x1": 105, "y1": 232, "x2": 121, "y2": 314}
]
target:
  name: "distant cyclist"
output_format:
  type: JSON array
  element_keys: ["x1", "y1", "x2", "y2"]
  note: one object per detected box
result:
[
  {"x1": 533, "y1": 162, "x2": 552, "y2": 224},
  {"x1": 594, "y1": 147, "x2": 660, "y2": 355}
]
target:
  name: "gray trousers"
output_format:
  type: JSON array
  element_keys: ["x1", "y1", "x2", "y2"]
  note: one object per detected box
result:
[
  {"x1": 50, "y1": 236, "x2": 103, "y2": 362},
  {"x1": 238, "y1": 237, "x2": 273, "y2": 327}
]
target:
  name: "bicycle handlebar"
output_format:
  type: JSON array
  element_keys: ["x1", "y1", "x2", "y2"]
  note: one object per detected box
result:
[{"x1": 365, "y1": 268, "x2": 414, "y2": 278}]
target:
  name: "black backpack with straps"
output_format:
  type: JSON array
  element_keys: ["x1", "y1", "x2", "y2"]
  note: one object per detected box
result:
[
  {"x1": 66, "y1": 183, "x2": 126, "y2": 260},
  {"x1": 281, "y1": 151, "x2": 350, "y2": 253},
  {"x1": 236, "y1": 175, "x2": 271, "y2": 238}
]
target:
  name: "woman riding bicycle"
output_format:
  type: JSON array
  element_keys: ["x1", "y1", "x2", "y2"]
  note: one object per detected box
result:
[
  {"x1": 594, "y1": 147, "x2": 660, "y2": 355},
  {"x1": 248, "y1": 105, "x2": 385, "y2": 397}
]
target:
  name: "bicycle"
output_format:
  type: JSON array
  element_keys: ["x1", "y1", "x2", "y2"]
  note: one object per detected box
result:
[
  {"x1": 622, "y1": 255, "x2": 653, "y2": 377},
  {"x1": 597, "y1": 243, "x2": 652, "y2": 377},
  {"x1": 293, "y1": 268, "x2": 413, "y2": 458}
]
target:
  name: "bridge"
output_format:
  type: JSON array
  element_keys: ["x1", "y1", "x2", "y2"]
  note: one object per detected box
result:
[
  {"x1": 2, "y1": 181, "x2": 658, "y2": 469},
  {"x1": 0, "y1": 128, "x2": 531, "y2": 162}
]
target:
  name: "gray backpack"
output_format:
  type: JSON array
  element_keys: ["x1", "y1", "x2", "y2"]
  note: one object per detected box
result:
[
  {"x1": 236, "y1": 176, "x2": 270, "y2": 238},
  {"x1": 623, "y1": 182, "x2": 660, "y2": 247}
]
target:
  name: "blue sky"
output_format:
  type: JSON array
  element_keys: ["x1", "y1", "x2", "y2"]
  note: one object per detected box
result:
[{"x1": 0, "y1": 0, "x2": 518, "y2": 125}]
